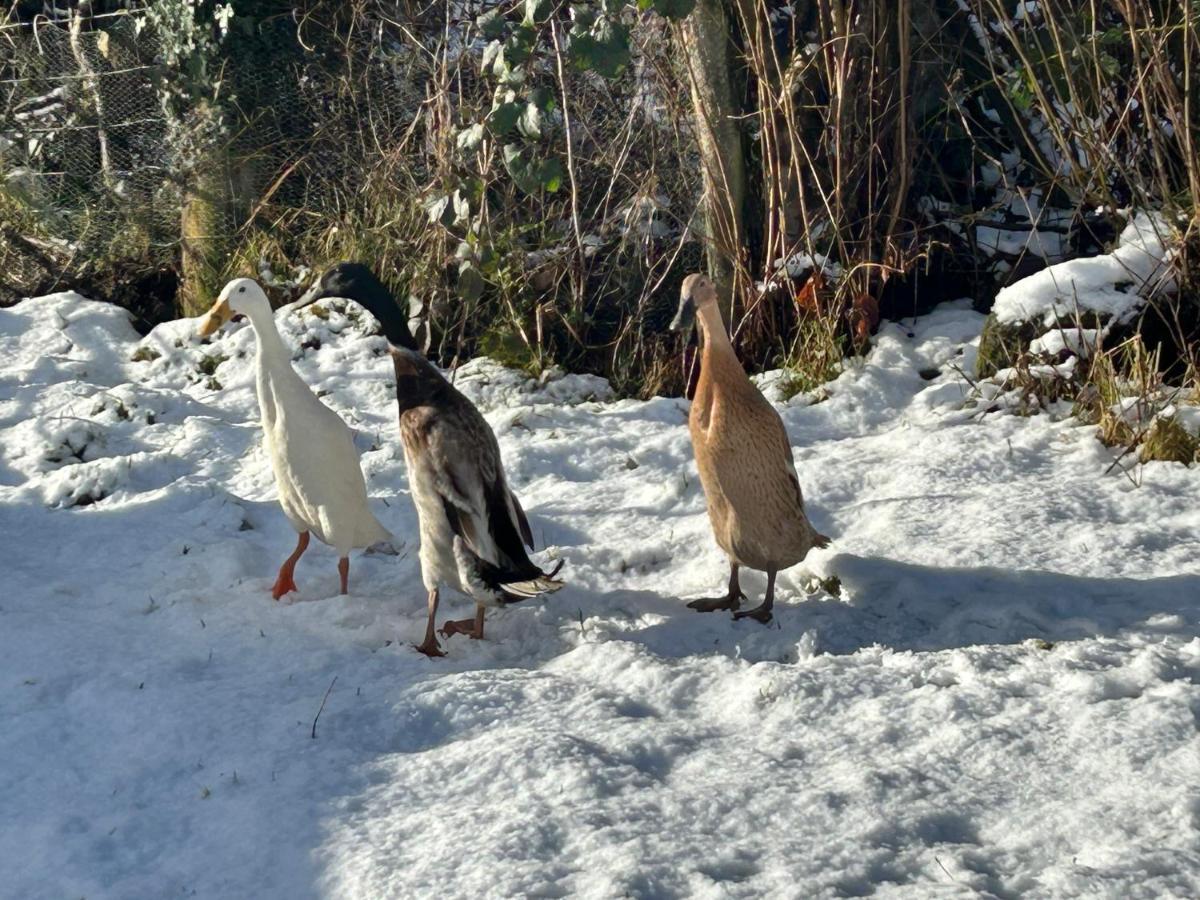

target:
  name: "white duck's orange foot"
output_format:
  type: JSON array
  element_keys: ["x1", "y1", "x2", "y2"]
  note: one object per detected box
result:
[{"x1": 271, "y1": 570, "x2": 298, "y2": 600}]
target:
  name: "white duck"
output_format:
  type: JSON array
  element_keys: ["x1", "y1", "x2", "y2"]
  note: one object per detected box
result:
[{"x1": 197, "y1": 278, "x2": 394, "y2": 599}]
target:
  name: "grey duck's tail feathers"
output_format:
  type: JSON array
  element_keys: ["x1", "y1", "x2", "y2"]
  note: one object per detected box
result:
[{"x1": 452, "y1": 537, "x2": 564, "y2": 606}]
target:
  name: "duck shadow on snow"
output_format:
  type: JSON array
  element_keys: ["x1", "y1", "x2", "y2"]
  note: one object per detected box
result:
[{"x1": 565, "y1": 553, "x2": 1200, "y2": 663}]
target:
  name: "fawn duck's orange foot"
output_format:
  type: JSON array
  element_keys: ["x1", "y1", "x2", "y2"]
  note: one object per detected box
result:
[
  {"x1": 688, "y1": 593, "x2": 744, "y2": 613},
  {"x1": 733, "y1": 604, "x2": 773, "y2": 625},
  {"x1": 688, "y1": 563, "x2": 745, "y2": 613}
]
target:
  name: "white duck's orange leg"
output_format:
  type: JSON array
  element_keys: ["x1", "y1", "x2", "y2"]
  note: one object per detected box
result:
[
  {"x1": 415, "y1": 589, "x2": 446, "y2": 657},
  {"x1": 440, "y1": 603, "x2": 486, "y2": 640},
  {"x1": 272, "y1": 531, "x2": 310, "y2": 600},
  {"x1": 338, "y1": 557, "x2": 349, "y2": 595}
]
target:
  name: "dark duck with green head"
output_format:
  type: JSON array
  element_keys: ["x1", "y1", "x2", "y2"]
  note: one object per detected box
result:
[{"x1": 298, "y1": 262, "x2": 563, "y2": 657}]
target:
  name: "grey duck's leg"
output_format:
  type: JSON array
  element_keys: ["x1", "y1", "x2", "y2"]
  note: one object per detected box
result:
[
  {"x1": 440, "y1": 603, "x2": 486, "y2": 640},
  {"x1": 687, "y1": 562, "x2": 746, "y2": 613},
  {"x1": 415, "y1": 588, "x2": 446, "y2": 657},
  {"x1": 733, "y1": 568, "x2": 776, "y2": 624}
]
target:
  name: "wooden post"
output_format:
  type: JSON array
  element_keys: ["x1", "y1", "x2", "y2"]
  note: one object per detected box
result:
[{"x1": 178, "y1": 107, "x2": 232, "y2": 317}]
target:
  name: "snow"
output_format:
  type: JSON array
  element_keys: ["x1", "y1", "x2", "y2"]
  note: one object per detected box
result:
[
  {"x1": 993, "y1": 211, "x2": 1178, "y2": 326},
  {"x1": 974, "y1": 188, "x2": 1071, "y2": 262},
  {"x1": 1028, "y1": 326, "x2": 1104, "y2": 358},
  {"x1": 2, "y1": 293, "x2": 1199, "y2": 898}
]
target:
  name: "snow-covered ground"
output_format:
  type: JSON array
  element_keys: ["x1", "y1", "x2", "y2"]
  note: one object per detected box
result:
[{"x1": 2, "y1": 293, "x2": 1198, "y2": 899}]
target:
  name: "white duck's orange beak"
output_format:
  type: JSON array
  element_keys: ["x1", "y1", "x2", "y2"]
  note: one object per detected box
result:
[{"x1": 197, "y1": 297, "x2": 233, "y2": 337}]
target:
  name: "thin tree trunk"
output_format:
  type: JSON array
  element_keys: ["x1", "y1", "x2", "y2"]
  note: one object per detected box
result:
[
  {"x1": 678, "y1": 0, "x2": 748, "y2": 321},
  {"x1": 68, "y1": 8, "x2": 114, "y2": 192}
]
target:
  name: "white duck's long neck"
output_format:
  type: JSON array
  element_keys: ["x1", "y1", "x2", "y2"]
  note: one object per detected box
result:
[{"x1": 244, "y1": 306, "x2": 301, "y2": 425}]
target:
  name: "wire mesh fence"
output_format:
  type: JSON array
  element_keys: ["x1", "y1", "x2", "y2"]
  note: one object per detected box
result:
[{"x1": 0, "y1": 3, "x2": 704, "y2": 394}]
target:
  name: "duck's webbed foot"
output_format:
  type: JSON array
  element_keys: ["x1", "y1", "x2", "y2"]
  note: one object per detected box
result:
[
  {"x1": 732, "y1": 569, "x2": 777, "y2": 626},
  {"x1": 414, "y1": 635, "x2": 446, "y2": 657},
  {"x1": 688, "y1": 593, "x2": 745, "y2": 613},
  {"x1": 732, "y1": 603, "x2": 773, "y2": 624},
  {"x1": 271, "y1": 531, "x2": 310, "y2": 600},
  {"x1": 414, "y1": 588, "x2": 446, "y2": 657},
  {"x1": 270, "y1": 570, "x2": 298, "y2": 601},
  {"x1": 440, "y1": 605, "x2": 486, "y2": 640},
  {"x1": 687, "y1": 563, "x2": 745, "y2": 613}
]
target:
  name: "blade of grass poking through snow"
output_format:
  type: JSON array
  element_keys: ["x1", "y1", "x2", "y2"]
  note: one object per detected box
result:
[{"x1": 311, "y1": 676, "x2": 337, "y2": 740}]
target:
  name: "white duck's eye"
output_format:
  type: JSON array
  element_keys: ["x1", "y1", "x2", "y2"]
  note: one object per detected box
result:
[{"x1": 238, "y1": 286, "x2": 246, "y2": 293}]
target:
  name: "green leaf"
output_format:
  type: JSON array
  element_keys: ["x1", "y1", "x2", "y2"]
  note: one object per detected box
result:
[
  {"x1": 518, "y1": 101, "x2": 542, "y2": 139},
  {"x1": 505, "y1": 23, "x2": 537, "y2": 65},
  {"x1": 456, "y1": 123, "x2": 485, "y2": 151},
  {"x1": 539, "y1": 157, "x2": 563, "y2": 193},
  {"x1": 493, "y1": 47, "x2": 527, "y2": 85},
  {"x1": 569, "y1": 18, "x2": 631, "y2": 78},
  {"x1": 571, "y1": 5, "x2": 597, "y2": 31},
  {"x1": 529, "y1": 86, "x2": 557, "y2": 112},
  {"x1": 481, "y1": 39, "x2": 502, "y2": 69},
  {"x1": 524, "y1": 0, "x2": 554, "y2": 24},
  {"x1": 502, "y1": 145, "x2": 563, "y2": 194},
  {"x1": 457, "y1": 261, "x2": 485, "y2": 303},
  {"x1": 488, "y1": 101, "x2": 522, "y2": 136},
  {"x1": 423, "y1": 194, "x2": 450, "y2": 225},
  {"x1": 477, "y1": 9, "x2": 506, "y2": 40},
  {"x1": 503, "y1": 144, "x2": 541, "y2": 193},
  {"x1": 652, "y1": 0, "x2": 695, "y2": 17},
  {"x1": 452, "y1": 190, "x2": 470, "y2": 225}
]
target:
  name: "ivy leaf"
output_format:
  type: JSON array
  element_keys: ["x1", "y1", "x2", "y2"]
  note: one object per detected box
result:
[
  {"x1": 524, "y1": 0, "x2": 554, "y2": 24},
  {"x1": 423, "y1": 194, "x2": 451, "y2": 226},
  {"x1": 452, "y1": 190, "x2": 471, "y2": 225},
  {"x1": 482, "y1": 39, "x2": 502, "y2": 69},
  {"x1": 569, "y1": 16, "x2": 630, "y2": 78},
  {"x1": 505, "y1": 23, "x2": 537, "y2": 66},
  {"x1": 457, "y1": 123, "x2": 485, "y2": 151},
  {"x1": 493, "y1": 47, "x2": 527, "y2": 85},
  {"x1": 539, "y1": 157, "x2": 563, "y2": 193},
  {"x1": 457, "y1": 261, "x2": 485, "y2": 303},
  {"x1": 652, "y1": 0, "x2": 695, "y2": 17},
  {"x1": 488, "y1": 101, "x2": 523, "y2": 136},
  {"x1": 529, "y1": 86, "x2": 557, "y2": 113},
  {"x1": 503, "y1": 144, "x2": 563, "y2": 194},
  {"x1": 503, "y1": 144, "x2": 541, "y2": 193},
  {"x1": 477, "y1": 9, "x2": 506, "y2": 40},
  {"x1": 518, "y1": 101, "x2": 542, "y2": 139}
]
